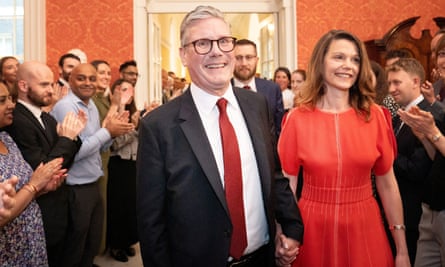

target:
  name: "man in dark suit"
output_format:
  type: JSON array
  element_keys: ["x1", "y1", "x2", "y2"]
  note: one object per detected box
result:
[
  {"x1": 7, "y1": 61, "x2": 85, "y2": 267},
  {"x1": 387, "y1": 58, "x2": 444, "y2": 264},
  {"x1": 232, "y1": 38, "x2": 284, "y2": 137},
  {"x1": 136, "y1": 6, "x2": 303, "y2": 267}
]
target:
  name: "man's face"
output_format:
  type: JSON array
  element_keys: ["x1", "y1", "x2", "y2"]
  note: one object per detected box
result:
[
  {"x1": 26, "y1": 67, "x2": 55, "y2": 107},
  {"x1": 388, "y1": 70, "x2": 419, "y2": 107},
  {"x1": 120, "y1": 65, "x2": 139, "y2": 86},
  {"x1": 60, "y1": 57, "x2": 80, "y2": 81},
  {"x1": 69, "y1": 64, "x2": 97, "y2": 104},
  {"x1": 179, "y1": 17, "x2": 235, "y2": 96},
  {"x1": 233, "y1": 44, "x2": 258, "y2": 82}
]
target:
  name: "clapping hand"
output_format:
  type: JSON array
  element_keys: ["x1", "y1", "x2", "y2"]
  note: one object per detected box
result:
[
  {"x1": 30, "y1": 158, "x2": 66, "y2": 194},
  {"x1": 103, "y1": 111, "x2": 134, "y2": 138},
  {"x1": 0, "y1": 176, "x2": 18, "y2": 222},
  {"x1": 57, "y1": 110, "x2": 87, "y2": 140}
]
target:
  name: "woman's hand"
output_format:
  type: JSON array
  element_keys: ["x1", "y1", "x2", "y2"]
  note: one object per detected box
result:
[
  {"x1": 0, "y1": 176, "x2": 18, "y2": 222},
  {"x1": 29, "y1": 158, "x2": 65, "y2": 193}
]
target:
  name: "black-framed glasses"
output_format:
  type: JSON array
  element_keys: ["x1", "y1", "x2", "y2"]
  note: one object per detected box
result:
[{"x1": 183, "y1": 37, "x2": 237, "y2": 55}]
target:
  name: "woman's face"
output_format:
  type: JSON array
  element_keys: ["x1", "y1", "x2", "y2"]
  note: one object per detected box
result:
[
  {"x1": 274, "y1": 70, "x2": 290, "y2": 91},
  {"x1": 291, "y1": 72, "x2": 305, "y2": 92},
  {"x1": 0, "y1": 83, "x2": 15, "y2": 128},
  {"x1": 1, "y1": 58, "x2": 19, "y2": 83},
  {"x1": 322, "y1": 39, "x2": 360, "y2": 92},
  {"x1": 95, "y1": 63, "x2": 111, "y2": 93}
]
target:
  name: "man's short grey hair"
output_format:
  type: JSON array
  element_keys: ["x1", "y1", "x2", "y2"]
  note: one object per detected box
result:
[{"x1": 180, "y1": 6, "x2": 228, "y2": 47}]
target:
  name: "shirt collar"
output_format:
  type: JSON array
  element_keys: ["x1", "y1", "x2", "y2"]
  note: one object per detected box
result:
[
  {"x1": 233, "y1": 78, "x2": 256, "y2": 91},
  {"x1": 18, "y1": 99, "x2": 43, "y2": 119},
  {"x1": 190, "y1": 82, "x2": 239, "y2": 115},
  {"x1": 405, "y1": 94, "x2": 424, "y2": 111}
]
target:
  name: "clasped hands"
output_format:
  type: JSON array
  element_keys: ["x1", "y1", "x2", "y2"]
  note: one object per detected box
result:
[{"x1": 275, "y1": 230, "x2": 300, "y2": 267}]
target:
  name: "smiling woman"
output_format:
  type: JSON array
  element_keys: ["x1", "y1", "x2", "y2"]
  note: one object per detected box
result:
[
  {"x1": 278, "y1": 29, "x2": 411, "y2": 267},
  {"x1": 0, "y1": 81, "x2": 66, "y2": 266}
]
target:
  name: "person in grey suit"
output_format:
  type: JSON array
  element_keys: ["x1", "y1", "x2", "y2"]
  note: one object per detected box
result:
[
  {"x1": 136, "y1": 6, "x2": 303, "y2": 267},
  {"x1": 232, "y1": 38, "x2": 284, "y2": 137}
]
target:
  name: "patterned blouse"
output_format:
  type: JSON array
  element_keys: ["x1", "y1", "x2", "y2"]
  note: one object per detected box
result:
[
  {"x1": 382, "y1": 94, "x2": 400, "y2": 118},
  {"x1": 0, "y1": 131, "x2": 48, "y2": 267}
]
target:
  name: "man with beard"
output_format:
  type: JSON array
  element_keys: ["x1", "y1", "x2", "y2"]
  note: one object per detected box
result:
[
  {"x1": 232, "y1": 39, "x2": 284, "y2": 136},
  {"x1": 58, "y1": 53, "x2": 81, "y2": 88},
  {"x1": 7, "y1": 61, "x2": 86, "y2": 267},
  {"x1": 119, "y1": 60, "x2": 139, "y2": 87}
]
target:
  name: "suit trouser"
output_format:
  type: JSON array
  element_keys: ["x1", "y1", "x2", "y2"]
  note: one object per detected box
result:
[
  {"x1": 62, "y1": 181, "x2": 104, "y2": 267},
  {"x1": 414, "y1": 203, "x2": 445, "y2": 267}
]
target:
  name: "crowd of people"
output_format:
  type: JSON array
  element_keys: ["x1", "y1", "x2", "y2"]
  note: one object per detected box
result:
[{"x1": 1, "y1": 4, "x2": 445, "y2": 267}]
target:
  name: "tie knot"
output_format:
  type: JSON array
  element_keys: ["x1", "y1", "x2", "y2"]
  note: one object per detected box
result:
[
  {"x1": 243, "y1": 85, "x2": 251, "y2": 90},
  {"x1": 217, "y1": 98, "x2": 228, "y2": 112}
]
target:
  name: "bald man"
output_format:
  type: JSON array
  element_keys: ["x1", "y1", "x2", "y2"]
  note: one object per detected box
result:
[
  {"x1": 7, "y1": 61, "x2": 86, "y2": 267},
  {"x1": 51, "y1": 63, "x2": 133, "y2": 267}
]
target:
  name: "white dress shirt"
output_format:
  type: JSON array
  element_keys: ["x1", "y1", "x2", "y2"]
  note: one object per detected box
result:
[{"x1": 190, "y1": 83, "x2": 269, "y2": 255}]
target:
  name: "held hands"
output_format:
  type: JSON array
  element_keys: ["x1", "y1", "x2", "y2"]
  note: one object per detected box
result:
[
  {"x1": 57, "y1": 110, "x2": 87, "y2": 140},
  {"x1": 275, "y1": 233, "x2": 300, "y2": 267},
  {"x1": 29, "y1": 158, "x2": 66, "y2": 194}
]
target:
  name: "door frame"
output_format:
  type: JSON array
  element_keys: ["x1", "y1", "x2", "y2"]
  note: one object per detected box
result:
[{"x1": 136, "y1": 0, "x2": 297, "y2": 103}]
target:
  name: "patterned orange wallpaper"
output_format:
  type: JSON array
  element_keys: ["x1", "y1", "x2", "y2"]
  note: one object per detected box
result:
[
  {"x1": 296, "y1": 0, "x2": 444, "y2": 69},
  {"x1": 46, "y1": 0, "x2": 133, "y2": 80}
]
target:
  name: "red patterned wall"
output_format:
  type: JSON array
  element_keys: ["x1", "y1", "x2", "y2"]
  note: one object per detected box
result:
[
  {"x1": 46, "y1": 0, "x2": 133, "y2": 80},
  {"x1": 296, "y1": 0, "x2": 444, "y2": 69}
]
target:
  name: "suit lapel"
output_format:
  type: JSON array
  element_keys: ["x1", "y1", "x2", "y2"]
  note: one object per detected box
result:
[
  {"x1": 15, "y1": 103, "x2": 52, "y2": 144},
  {"x1": 178, "y1": 91, "x2": 229, "y2": 214}
]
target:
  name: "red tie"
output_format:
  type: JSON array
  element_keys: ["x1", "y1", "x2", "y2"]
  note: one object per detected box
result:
[
  {"x1": 217, "y1": 98, "x2": 247, "y2": 259},
  {"x1": 243, "y1": 85, "x2": 251, "y2": 90}
]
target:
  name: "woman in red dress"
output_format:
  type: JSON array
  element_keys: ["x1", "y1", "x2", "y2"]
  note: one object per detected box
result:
[{"x1": 278, "y1": 30, "x2": 410, "y2": 267}]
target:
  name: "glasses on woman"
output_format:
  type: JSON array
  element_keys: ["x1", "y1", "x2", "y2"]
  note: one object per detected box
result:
[{"x1": 183, "y1": 37, "x2": 237, "y2": 55}]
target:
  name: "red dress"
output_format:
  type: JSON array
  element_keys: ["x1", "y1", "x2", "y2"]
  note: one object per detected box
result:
[{"x1": 278, "y1": 104, "x2": 395, "y2": 267}]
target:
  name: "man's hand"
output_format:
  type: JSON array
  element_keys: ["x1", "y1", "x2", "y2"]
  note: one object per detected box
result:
[
  {"x1": 57, "y1": 110, "x2": 87, "y2": 140},
  {"x1": 275, "y1": 234, "x2": 300, "y2": 267},
  {"x1": 103, "y1": 111, "x2": 134, "y2": 137}
]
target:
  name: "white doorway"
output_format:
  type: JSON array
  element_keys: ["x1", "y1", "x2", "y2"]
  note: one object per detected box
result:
[{"x1": 134, "y1": 0, "x2": 297, "y2": 105}]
